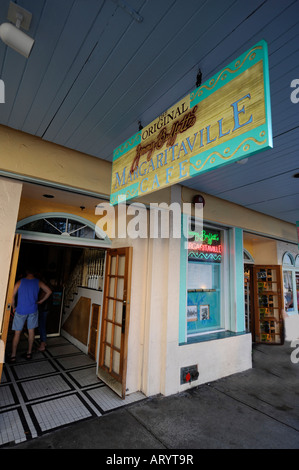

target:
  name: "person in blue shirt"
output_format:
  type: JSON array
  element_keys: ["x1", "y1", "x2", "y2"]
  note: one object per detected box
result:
[{"x1": 9, "y1": 268, "x2": 52, "y2": 362}]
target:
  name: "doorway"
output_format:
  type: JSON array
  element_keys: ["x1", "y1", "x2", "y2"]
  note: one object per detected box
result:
[
  {"x1": 0, "y1": 238, "x2": 143, "y2": 446},
  {"x1": 6, "y1": 236, "x2": 134, "y2": 395},
  {"x1": 15, "y1": 240, "x2": 106, "y2": 355}
]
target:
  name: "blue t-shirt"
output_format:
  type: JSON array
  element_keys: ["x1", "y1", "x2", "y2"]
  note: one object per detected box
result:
[{"x1": 16, "y1": 278, "x2": 40, "y2": 315}]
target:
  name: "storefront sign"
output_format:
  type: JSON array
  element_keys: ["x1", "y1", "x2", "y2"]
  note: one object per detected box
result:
[
  {"x1": 188, "y1": 228, "x2": 222, "y2": 263},
  {"x1": 110, "y1": 40, "x2": 272, "y2": 205}
]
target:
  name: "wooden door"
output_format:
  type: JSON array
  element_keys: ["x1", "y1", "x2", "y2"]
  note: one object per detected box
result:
[
  {"x1": 0, "y1": 234, "x2": 21, "y2": 382},
  {"x1": 88, "y1": 303, "x2": 101, "y2": 360},
  {"x1": 98, "y1": 247, "x2": 132, "y2": 398},
  {"x1": 253, "y1": 265, "x2": 283, "y2": 344}
]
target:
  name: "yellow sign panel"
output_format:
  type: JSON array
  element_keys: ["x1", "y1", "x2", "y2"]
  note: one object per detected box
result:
[{"x1": 110, "y1": 41, "x2": 272, "y2": 204}]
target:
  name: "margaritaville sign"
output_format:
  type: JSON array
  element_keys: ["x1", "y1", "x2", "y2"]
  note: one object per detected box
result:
[{"x1": 110, "y1": 40, "x2": 272, "y2": 205}]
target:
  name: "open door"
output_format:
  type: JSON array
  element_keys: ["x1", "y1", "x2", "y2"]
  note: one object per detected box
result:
[
  {"x1": 0, "y1": 234, "x2": 21, "y2": 382},
  {"x1": 252, "y1": 265, "x2": 283, "y2": 344},
  {"x1": 98, "y1": 247, "x2": 132, "y2": 398}
]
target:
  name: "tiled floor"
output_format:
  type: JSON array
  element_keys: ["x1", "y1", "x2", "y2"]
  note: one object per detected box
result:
[{"x1": 0, "y1": 335, "x2": 145, "y2": 447}]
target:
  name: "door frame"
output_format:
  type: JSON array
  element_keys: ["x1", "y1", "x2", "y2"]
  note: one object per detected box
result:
[
  {"x1": 0, "y1": 234, "x2": 21, "y2": 382},
  {"x1": 2, "y1": 228, "x2": 110, "y2": 358}
]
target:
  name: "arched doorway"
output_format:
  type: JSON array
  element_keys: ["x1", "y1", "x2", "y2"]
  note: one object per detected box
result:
[{"x1": 14, "y1": 212, "x2": 133, "y2": 398}]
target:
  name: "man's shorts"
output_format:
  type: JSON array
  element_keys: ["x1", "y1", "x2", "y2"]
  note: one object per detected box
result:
[{"x1": 12, "y1": 312, "x2": 38, "y2": 331}]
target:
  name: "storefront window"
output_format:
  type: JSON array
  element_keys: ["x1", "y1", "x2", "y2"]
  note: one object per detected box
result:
[
  {"x1": 283, "y1": 252, "x2": 294, "y2": 266},
  {"x1": 282, "y1": 252, "x2": 299, "y2": 314},
  {"x1": 187, "y1": 223, "x2": 223, "y2": 336},
  {"x1": 283, "y1": 270, "x2": 294, "y2": 312}
]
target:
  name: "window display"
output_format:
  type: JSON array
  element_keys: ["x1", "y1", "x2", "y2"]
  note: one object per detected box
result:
[
  {"x1": 282, "y1": 252, "x2": 299, "y2": 314},
  {"x1": 283, "y1": 270, "x2": 294, "y2": 312},
  {"x1": 187, "y1": 224, "x2": 222, "y2": 336}
]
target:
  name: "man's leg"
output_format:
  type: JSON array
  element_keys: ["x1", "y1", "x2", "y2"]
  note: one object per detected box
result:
[
  {"x1": 37, "y1": 310, "x2": 48, "y2": 351},
  {"x1": 27, "y1": 328, "x2": 35, "y2": 355},
  {"x1": 10, "y1": 313, "x2": 26, "y2": 359},
  {"x1": 11, "y1": 330, "x2": 21, "y2": 357},
  {"x1": 26, "y1": 312, "x2": 38, "y2": 357}
]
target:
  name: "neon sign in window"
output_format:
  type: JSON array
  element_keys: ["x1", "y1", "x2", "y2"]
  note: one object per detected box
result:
[{"x1": 188, "y1": 229, "x2": 222, "y2": 263}]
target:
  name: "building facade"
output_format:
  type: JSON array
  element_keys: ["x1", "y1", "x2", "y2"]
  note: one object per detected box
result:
[{"x1": 0, "y1": 124, "x2": 298, "y2": 398}]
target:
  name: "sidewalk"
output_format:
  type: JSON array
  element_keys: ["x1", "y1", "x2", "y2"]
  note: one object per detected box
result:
[{"x1": 8, "y1": 340, "x2": 299, "y2": 450}]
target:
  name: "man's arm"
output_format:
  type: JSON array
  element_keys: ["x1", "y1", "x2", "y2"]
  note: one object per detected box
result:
[
  {"x1": 12, "y1": 280, "x2": 21, "y2": 312},
  {"x1": 37, "y1": 281, "x2": 52, "y2": 305}
]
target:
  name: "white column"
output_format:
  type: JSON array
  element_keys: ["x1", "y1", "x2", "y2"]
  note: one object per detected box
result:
[{"x1": 141, "y1": 186, "x2": 182, "y2": 396}]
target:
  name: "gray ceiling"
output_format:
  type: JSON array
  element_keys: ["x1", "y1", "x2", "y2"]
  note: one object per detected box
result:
[{"x1": 0, "y1": 0, "x2": 298, "y2": 224}]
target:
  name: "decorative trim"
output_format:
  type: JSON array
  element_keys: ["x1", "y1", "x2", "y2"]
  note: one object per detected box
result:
[
  {"x1": 189, "y1": 125, "x2": 268, "y2": 176},
  {"x1": 190, "y1": 45, "x2": 263, "y2": 106},
  {"x1": 110, "y1": 183, "x2": 139, "y2": 205},
  {"x1": 113, "y1": 132, "x2": 142, "y2": 161}
]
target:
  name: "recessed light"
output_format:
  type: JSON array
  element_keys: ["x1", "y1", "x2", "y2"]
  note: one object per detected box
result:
[
  {"x1": 293, "y1": 173, "x2": 299, "y2": 178},
  {"x1": 43, "y1": 194, "x2": 54, "y2": 198}
]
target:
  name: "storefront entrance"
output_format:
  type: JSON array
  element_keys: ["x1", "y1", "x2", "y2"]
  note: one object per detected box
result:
[
  {"x1": 0, "y1": 237, "x2": 106, "y2": 382},
  {"x1": 0, "y1": 226, "x2": 141, "y2": 446},
  {"x1": 1, "y1": 212, "x2": 134, "y2": 400}
]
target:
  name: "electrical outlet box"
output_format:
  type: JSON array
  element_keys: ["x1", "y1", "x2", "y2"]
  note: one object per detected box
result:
[{"x1": 180, "y1": 365, "x2": 199, "y2": 384}]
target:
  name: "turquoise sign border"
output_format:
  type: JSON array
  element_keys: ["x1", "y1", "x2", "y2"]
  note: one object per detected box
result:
[{"x1": 110, "y1": 40, "x2": 272, "y2": 205}]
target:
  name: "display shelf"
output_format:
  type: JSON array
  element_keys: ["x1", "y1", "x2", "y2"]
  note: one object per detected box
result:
[
  {"x1": 253, "y1": 266, "x2": 283, "y2": 344},
  {"x1": 187, "y1": 289, "x2": 216, "y2": 293}
]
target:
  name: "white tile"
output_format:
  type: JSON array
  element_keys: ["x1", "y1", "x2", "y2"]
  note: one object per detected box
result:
[
  {"x1": 57, "y1": 355, "x2": 95, "y2": 370},
  {"x1": 13, "y1": 361, "x2": 57, "y2": 380},
  {"x1": 87, "y1": 387, "x2": 145, "y2": 412},
  {"x1": 0, "y1": 385, "x2": 16, "y2": 408},
  {"x1": 69, "y1": 367, "x2": 103, "y2": 388},
  {"x1": 1, "y1": 337, "x2": 144, "y2": 446},
  {"x1": 21, "y1": 375, "x2": 72, "y2": 401},
  {"x1": 48, "y1": 344, "x2": 81, "y2": 357},
  {"x1": 0, "y1": 409, "x2": 27, "y2": 446},
  {"x1": 31, "y1": 395, "x2": 92, "y2": 432}
]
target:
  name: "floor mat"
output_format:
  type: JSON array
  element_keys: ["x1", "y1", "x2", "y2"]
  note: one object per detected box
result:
[{"x1": 0, "y1": 336, "x2": 145, "y2": 447}]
